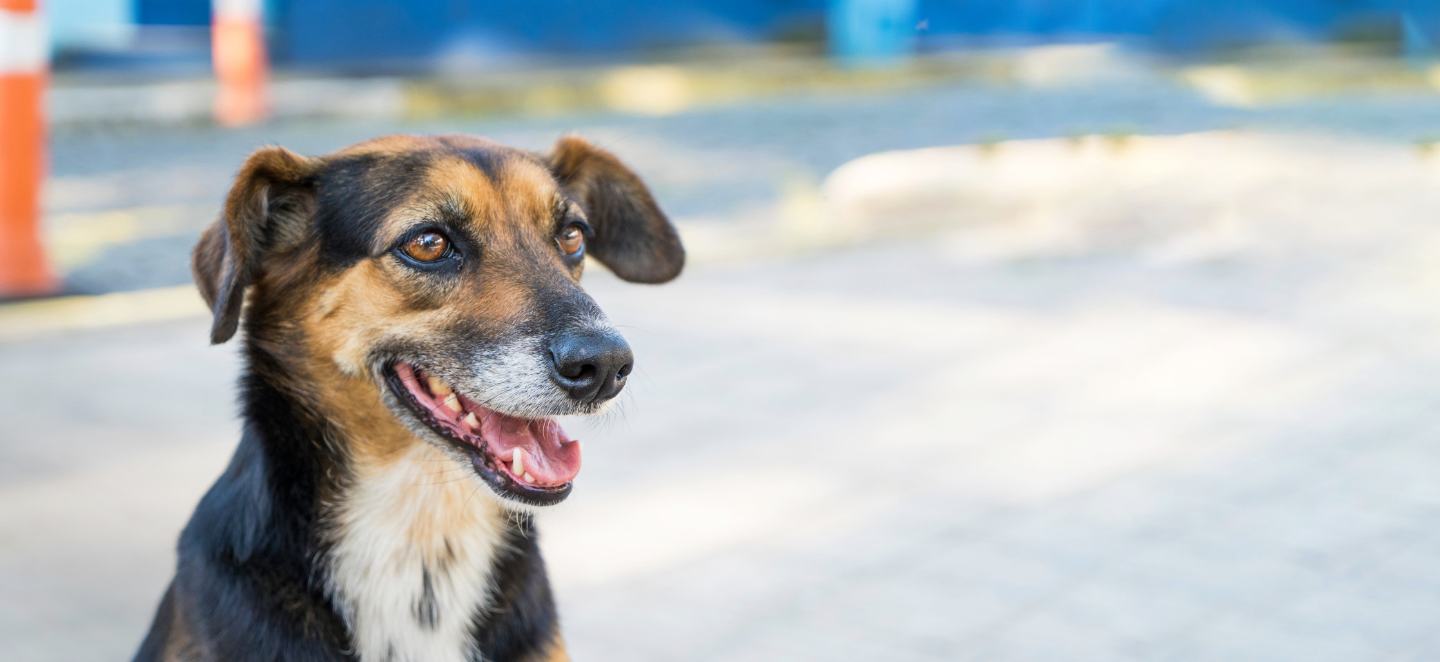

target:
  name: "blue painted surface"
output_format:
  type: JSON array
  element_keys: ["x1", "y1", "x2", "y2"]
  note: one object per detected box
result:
[
  {"x1": 125, "y1": 0, "x2": 1440, "y2": 66},
  {"x1": 911, "y1": 0, "x2": 1412, "y2": 50},
  {"x1": 275, "y1": 0, "x2": 826, "y2": 66},
  {"x1": 1404, "y1": 3, "x2": 1440, "y2": 59},
  {"x1": 136, "y1": 0, "x2": 209, "y2": 26}
]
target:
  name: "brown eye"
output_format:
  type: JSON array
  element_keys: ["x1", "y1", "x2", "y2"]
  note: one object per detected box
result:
[
  {"x1": 403, "y1": 232, "x2": 449, "y2": 262},
  {"x1": 558, "y1": 225, "x2": 585, "y2": 256}
]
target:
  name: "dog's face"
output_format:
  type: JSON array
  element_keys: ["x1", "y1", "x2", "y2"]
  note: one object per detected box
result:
[{"x1": 193, "y1": 134, "x2": 683, "y2": 507}]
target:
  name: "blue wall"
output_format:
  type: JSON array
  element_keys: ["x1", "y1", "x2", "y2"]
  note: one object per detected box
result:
[
  {"x1": 137, "y1": 0, "x2": 209, "y2": 25},
  {"x1": 274, "y1": 0, "x2": 824, "y2": 66},
  {"x1": 911, "y1": 0, "x2": 1408, "y2": 50},
  {"x1": 128, "y1": 0, "x2": 1431, "y2": 67}
]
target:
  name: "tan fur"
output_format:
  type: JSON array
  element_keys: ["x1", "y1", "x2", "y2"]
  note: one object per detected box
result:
[
  {"x1": 173, "y1": 133, "x2": 683, "y2": 661},
  {"x1": 326, "y1": 442, "x2": 509, "y2": 662},
  {"x1": 548, "y1": 135, "x2": 683, "y2": 282},
  {"x1": 160, "y1": 597, "x2": 201, "y2": 662},
  {"x1": 525, "y1": 633, "x2": 570, "y2": 662},
  {"x1": 265, "y1": 146, "x2": 566, "y2": 661},
  {"x1": 332, "y1": 133, "x2": 455, "y2": 157}
]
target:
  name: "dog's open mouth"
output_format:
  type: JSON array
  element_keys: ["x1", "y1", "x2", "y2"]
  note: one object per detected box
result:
[{"x1": 386, "y1": 361, "x2": 581, "y2": 505}]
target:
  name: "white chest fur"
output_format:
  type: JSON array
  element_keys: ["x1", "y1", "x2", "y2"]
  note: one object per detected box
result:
[{"x1": 325, "y1": 444, "x2": 507, "y2": 662}]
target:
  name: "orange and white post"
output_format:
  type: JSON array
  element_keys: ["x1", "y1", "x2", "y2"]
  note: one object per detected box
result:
[
  {"x1": 212, "y1": 0, "x2": 268, "y2": 126},
  {"x1": 0, "y1": 0, "x2": 53, "y2": 297}
]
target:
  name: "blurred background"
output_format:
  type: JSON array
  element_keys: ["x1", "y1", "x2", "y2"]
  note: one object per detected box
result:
[{"x1": 6, "y1": 0, "x2": 1440, "y2": 660}]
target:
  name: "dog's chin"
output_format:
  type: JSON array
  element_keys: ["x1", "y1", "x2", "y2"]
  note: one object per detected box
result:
[{"x1": 381, "y1": 361, "x2": 583, "y2": 508}]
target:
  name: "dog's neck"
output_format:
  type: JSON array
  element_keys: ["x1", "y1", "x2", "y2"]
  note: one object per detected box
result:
[
  {"x1": 326, "y1": 440, "x2": 512, "y2": 662},
  {"x1": 227, "y1": 337, "x2": 562, "y2": 662}
]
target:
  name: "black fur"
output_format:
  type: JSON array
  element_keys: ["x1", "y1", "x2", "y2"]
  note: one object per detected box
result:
[
  {"x1": 415, "y1": 567, "x2": 439, "y2": 630},
  {"x1": 136, "y1": 152, "x2": 564, "y2": 661},
  {"x1": 133, "y1": 343, "x2": 563, "y2": 661},
  {"x1": 132, "y1": 584, "x2": 181, "y2": 661},
  {"x1": 471, "y1": 522, "x2": 559, "y2": 661},
  {"x1": 314, "y1": 152, "x2": 434, "y2": 267},
  {"x1": 139, "y1": 134, "x2": 683, "y2": 661}
]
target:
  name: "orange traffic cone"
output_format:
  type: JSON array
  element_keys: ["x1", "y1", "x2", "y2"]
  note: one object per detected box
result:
[
  {"x1": 212, "y1": 0, "x2": 268, "y2": 126},
  {"x1": 0, "y1": 0, "x2": 55, "y2": 298}
]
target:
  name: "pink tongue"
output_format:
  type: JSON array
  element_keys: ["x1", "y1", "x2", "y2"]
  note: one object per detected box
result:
[
  {"x1": 479, "y1": 411, "x2": 582, "y2": 487},
  {"x1": 393, "y1": 362, "x2": 582, "y2": 487}
]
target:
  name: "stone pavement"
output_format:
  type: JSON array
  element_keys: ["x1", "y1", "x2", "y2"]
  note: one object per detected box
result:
[
  {"x1": 8, "y1": 128, "x2": 1440, "y2": 659},
  {"x1": 11, "y1": 73, "x2": 1440, "y2": 659}
]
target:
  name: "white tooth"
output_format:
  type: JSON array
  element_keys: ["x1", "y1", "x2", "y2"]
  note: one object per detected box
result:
[
  {"x1": 443, "y1": 393, "x2": 462, "y2": 413},
  {"x1": 428, "y1": 376, "x2": 452, "y2": 396},
  {"x1": 524, "y1": 473, "x2": 536, "y2": 484},
  {"x1": 464, "y1": 412, "x2": 479, "y2": 428},
  {"x1": 512, "y1": 450, "x2": 524, "y2": 477}
]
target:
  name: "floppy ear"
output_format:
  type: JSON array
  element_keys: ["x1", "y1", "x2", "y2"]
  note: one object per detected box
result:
[
  {"x1": 193, "y1": 146, "x2": 320, "y2": 344},
  {"x1": 548, "y1": 136, "x2": 684, "y2": 283}
]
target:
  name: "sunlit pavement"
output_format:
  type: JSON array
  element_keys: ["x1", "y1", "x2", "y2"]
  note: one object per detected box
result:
[{"x1": 9, "y1": 81, "x2": 1440, "y2": 659}]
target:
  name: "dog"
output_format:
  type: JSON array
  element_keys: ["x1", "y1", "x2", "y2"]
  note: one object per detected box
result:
[{"x1": 132, "y1": 134, "x2": 684, "y2": 662}]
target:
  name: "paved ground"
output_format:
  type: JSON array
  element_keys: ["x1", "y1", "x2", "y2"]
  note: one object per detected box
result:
[
  {"x1": 8, "y1": 224, "x2": 1440, "y2": 660},
  {"x1": 8, "y1": 70, "x2": 1440, "y2": 660}
]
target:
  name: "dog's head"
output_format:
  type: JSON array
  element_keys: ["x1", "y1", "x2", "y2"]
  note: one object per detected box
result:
[{"x1": 194, "y1": 134, "x2": 683, "y2": 507}]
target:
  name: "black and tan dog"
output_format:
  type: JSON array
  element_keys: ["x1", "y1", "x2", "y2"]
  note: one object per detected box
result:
[{"x1": 133, "y1": 134, "x2": 683, "y2": 662}]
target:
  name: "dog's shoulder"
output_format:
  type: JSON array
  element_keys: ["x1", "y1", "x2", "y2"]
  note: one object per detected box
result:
[{"x1": 136, "y1": 432, "x2": 353, "y2": 662}]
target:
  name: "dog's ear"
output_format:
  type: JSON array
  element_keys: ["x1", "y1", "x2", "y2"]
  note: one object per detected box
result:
[
  {"x1": 548, "y1": 136, "x2": 684, "y2": 283},
  {"x1": 194, "y1": 146, "x2": 320, "y2": 344}
]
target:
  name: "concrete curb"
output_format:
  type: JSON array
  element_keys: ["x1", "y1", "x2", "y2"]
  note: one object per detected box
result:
[
  {"x1": 0, "y1": 285, "x2": 208, "y2": 343},
  {"x1": 403, "y1": 54, "x2": 1011, "y2": 119},
  {"x1": 49, "y1": 52, "x2": 1015, "y2": 128},
  {"x1": 49, "y1": 46, "x2": 1440, "y2": 128},
  {"x1": 50, "y1": 77, "x2": 408, "y2": 127}
]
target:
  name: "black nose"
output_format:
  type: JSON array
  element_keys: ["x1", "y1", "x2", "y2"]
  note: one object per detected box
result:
[{"x1": 549, "y1": 331, "x2": 633, "y2": 403}]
